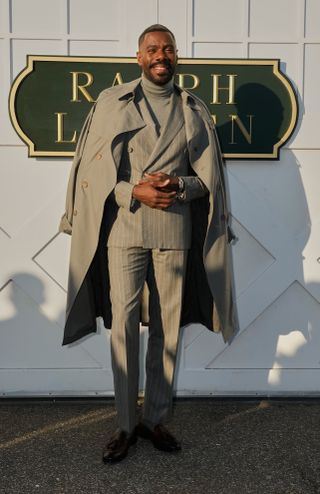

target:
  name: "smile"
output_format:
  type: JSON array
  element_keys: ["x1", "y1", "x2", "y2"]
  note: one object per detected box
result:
[{"x1": 153, "y1": 65, "x2": 169, "y2": 73}]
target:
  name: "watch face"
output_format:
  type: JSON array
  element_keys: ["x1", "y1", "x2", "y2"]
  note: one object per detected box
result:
[
  {"x1": 178, "y1": 177, "x2": 185, "y2": 192},
  {"x1": 176, "y1": 191, "x2": 186, "y2": 201}
]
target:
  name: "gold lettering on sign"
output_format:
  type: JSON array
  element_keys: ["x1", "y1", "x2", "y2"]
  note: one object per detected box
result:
[
  {"x1": 70, "y1": 71, "x2": 95, "y2": 102},
  {"x1": 112, "y1": 72, "x2": 124, "y2": 86},
  {"x1": 55, "y1": 112, "x2": 77, "y2": 143},
  {"x1": 177, "y1": 73, "x2": 200, "y2": 90},
  {"x1": 211, "y1": 115, "x2": 217, "y2": 125},
  {"x1": 211, "y1": 74, "x2": 237, "y2": 105},
  {"x1": 229, "y1": 114, "x2": 254, "y2": 144}
]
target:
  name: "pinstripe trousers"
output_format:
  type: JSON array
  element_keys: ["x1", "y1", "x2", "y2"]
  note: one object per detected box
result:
[{"x1": 108, "y1": 246, "x2": 188, "y2": 434}]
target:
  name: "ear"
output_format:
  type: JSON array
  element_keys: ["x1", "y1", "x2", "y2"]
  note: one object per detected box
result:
[{"x1": 136, "y1": 50, "x2": 142, "y2": 67}]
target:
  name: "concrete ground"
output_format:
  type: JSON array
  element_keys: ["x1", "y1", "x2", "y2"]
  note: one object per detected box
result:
[{"x1": 1, "y1": 398, "x2": 320, "y2": 494}]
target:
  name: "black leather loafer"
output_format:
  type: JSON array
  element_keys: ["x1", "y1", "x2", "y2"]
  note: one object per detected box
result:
[
  {"x1": 136, "y1": 422, "x2": 181, "y2": 452},
  {"x1": 102, "y1": 429, "x2": 137, "y2": 463}
]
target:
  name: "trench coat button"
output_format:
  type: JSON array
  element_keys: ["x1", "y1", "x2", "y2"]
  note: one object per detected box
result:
[
  {"x1": 73, "y1": 210, "x2": 78, "y2": 216},
  {"x1": 194, "y1": 146, "x2": 198, "y2": 152},
  {"x1": 96, "y1": 153, "x2": 102, "y2": 160},
  {"x1": 82, "y1": 180, "x2": 88, "y2": 189},
  {"x1": 128, "y1": 146, "x2": 133, "y2": 153}
]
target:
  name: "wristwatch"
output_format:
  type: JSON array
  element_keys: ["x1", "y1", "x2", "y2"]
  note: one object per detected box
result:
[{"x1": 176, "y1": 177, "x2": 186, "y2": 201}]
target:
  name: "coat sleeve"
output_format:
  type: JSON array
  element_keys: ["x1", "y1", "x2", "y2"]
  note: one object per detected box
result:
[{"x1": 58, "y1": 104, "x2": 96, "y2": 235}]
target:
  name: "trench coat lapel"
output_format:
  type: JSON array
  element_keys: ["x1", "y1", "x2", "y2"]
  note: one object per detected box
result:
[
  {"x1": 110, "y1": 96, "x2": 147, "y2": 170},
  {"x1": 113, "y1": 98, "x2": 146, "y2": 138},
  {"x1": 181, "y1": 91, "x2": 204, "y2": 151},
  {"x1": 180, "y1": 90, "x2": 217, "y2": 188}
]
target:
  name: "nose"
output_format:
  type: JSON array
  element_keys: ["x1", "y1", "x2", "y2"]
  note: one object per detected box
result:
[{"x1": 155, "y1": 49, "x2": 167, "y2": 61}]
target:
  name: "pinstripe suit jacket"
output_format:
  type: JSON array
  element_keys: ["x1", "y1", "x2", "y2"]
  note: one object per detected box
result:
[
  {"x1": 107, "y1": 86, "x2": 192, "y2": 249},
  {"x1": 59, "y1": 77, "x2": 238, "y2": 346}
]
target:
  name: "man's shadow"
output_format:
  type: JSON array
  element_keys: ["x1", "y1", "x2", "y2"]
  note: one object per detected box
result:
[
  {"x1": 223, "y1": 78, "x2": 315, "y2": 389},
  {"x1": 0, "y1": 273, "x2": 104, "y2": 371},
  {"x1": 211, "y1": 156, "x2": 316, "y2": 391},
  {"x1": 173, "y1": 78, "x2": 319, "y2": 392}
]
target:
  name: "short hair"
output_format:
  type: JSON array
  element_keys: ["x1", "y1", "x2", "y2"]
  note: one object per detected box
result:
[{"x1": 138, "y1": 24, "x2": 176, "y2": 47}]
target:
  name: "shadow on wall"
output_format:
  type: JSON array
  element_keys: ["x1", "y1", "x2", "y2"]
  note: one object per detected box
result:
[
  {"x1": 0, "y1": 273, "x2": 109, "y2": 372},
  {"x1": 213, "y1": 144, "x2": 318, "y2": 392},
  {"x1": 264, "y1": 148, "x2": 317, "y2": 389},
  {"x1": 202, "y1": 72, "x2": 320, "y2": 391},
  {"x1": 1, "y1": 70, "x2": 317, "y2": 394},
  {"x1": 0, "y1": 274, "x2": 64, "y2": 368}
]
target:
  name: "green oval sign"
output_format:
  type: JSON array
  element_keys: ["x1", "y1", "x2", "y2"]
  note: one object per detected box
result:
[{"x1": 9, "y1": 56, "x2": 298, "y2": 159}]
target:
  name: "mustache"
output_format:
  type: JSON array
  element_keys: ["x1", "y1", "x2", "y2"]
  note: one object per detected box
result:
[{"x1": 149, "y1": 61, "x2": 172, "y2": 69}]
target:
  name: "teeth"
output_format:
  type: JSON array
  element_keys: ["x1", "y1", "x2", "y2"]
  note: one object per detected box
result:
[{"x1": 154, "y1": 65, "x2": 168, "y2": 72}]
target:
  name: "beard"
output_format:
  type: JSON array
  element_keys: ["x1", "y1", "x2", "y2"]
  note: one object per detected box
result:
[{"x1": 144, "y1": 61, "x2": 175, "y2": 85}]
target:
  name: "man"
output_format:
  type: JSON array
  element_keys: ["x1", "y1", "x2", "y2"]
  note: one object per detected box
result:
[{"x1": 59, "y1": 24, "x2": 237, "y2": 463}]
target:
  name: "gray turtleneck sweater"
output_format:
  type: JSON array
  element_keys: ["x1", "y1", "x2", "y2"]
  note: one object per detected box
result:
[{"x1": 141, "y1": 74, "x2": 174, "y2": 136}]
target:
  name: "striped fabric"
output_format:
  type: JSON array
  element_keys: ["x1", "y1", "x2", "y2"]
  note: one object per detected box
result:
[
  {"x1": 108, "y1": 246, "x2": 187, "y2": 433},
  {"x1": 106, "y1": 87, "x2": 206, "y2": 433},
  {"x1": 107, "y1": 88, "x2": 192, "y2": 249}
]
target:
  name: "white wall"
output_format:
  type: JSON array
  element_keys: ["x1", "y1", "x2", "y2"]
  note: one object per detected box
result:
[{"x1": 0, "y1": 0, "x2": 320, "y2": 396}]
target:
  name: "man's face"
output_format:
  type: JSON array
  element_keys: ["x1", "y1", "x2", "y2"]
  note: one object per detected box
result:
[{"x1": 137, "y1": 31, "x2": 178, "y2": 85}]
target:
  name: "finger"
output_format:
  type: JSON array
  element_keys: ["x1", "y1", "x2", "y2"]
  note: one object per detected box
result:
[
  {"x1": 144, "y1": 176, "x2": 165, "y2": 184},
  {"x1": 155, "y1": 190, "x2": 176, "y2": 198},
  {"x1": 155, "y1": 196, "x2": 177, "y2": 207},
  {"x1": 155, "y1": 179, "x2": 171, "y2": 188},
  {"x1": 144, "y1": 172, "x2": 168, "y2": 181},
  {"x1": 144, "y1": 172, "x2": 164, "y2": 177},
  {"x1": 141, "y1": 180, "x2": 158, "y2": 186},
  {"x1": 158, "y1": 200, "x2": 176, "y2": 209}
]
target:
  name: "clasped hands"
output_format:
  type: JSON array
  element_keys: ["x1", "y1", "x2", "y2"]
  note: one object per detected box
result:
[{"x1": 132, "y1": 172, "x2": 180, "y2": 209}]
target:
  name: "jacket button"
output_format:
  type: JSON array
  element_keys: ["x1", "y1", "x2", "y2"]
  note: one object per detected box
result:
[
  {"x1": 221, "y1": 213, "x2": 226, "y2": 221},
  {"x1": 82, "y1": 180, "x2": 88, "y2": 189},
  {"x1": 73, "y1": 210, "x2": 78, "y2": 216},
  {"x1": 96, "y1": 153, "x2": 102, "y2": 160},
  {"x1": 194, "y1": 146, "x2": 198, "y2": 152},
  {"x1": 128, "y1": 147, "x2": 133, "y2": 153}
]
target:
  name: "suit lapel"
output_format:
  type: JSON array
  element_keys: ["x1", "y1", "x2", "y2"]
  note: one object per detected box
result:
[
  {"x1": 143, "y1": 91, "x2": 184, "y2": 173},
  {"x1": 110, "y1": 83, "x2": 208, "y2": 174},
  {"x1": 138, "y1": 94, "x2": 159, "y2": 151}
]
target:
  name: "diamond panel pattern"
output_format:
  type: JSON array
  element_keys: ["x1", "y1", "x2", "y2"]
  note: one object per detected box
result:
[
  {"x1": 1, "y1": 0, "x2": 320, "y2": 396},
  {"x1": 206, "y1": 282, "x2": 320, "y2": 369}
]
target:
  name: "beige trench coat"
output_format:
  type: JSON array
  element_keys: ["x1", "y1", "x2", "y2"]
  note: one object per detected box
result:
[{"x1": 59, "y1": 78, "x2": 238, "y2": 345}]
